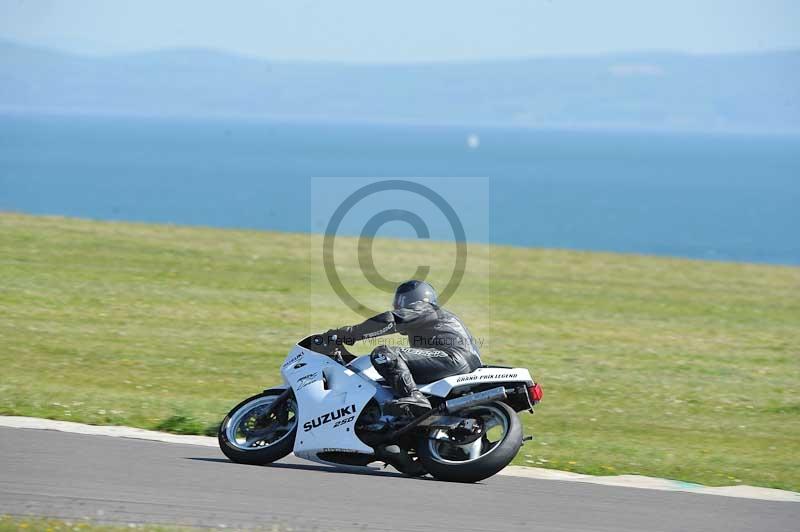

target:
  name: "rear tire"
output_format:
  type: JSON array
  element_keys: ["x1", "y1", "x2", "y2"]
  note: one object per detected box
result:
[
  {"x1": 218, "y1": 388, "x2": 297, "y2": 465},
  {"x1": 417, "y1": 401, "x2": 522, "y2": 483}
]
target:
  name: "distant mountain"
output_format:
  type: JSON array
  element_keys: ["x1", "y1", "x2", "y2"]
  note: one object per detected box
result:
[{"x1": 2, "y1": 41, "x2": 799, "y2": 133}]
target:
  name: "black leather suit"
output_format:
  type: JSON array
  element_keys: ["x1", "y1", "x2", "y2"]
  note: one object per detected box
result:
[{"x1": 335, "y1": 301, "x2": 482, "y2": 389}]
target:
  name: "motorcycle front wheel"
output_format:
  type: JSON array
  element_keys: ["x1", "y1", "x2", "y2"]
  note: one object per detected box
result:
[
  {"x1": 218, "y1": 388, "x2": 297, "y2": 465},
  {"x1": 417, "y1": 400, "x2": 522, "y2": 483}
]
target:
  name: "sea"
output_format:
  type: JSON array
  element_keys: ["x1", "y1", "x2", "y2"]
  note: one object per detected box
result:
[{"x1": 1, "y1": 114, "x2": 798, "y2": 265}]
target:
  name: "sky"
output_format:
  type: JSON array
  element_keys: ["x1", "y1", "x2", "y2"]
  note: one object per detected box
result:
[{"x1": 1, "y1": 0, "x2": 799, "y2": 62}]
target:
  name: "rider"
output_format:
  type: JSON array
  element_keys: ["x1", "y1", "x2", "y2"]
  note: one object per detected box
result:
[{"x1": 326, "y1": 280, "x2": 482, "y2": 417}]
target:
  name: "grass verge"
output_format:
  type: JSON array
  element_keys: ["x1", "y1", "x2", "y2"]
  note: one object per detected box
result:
[{"x1": 0, "y1": 515, "x2": 202, "y2": 531}]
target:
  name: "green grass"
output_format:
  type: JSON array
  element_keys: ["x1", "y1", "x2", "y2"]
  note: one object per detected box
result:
[
  {"x1": 0, "y1": 515, "x2": 285, "y2": 531},
  {"x1": 1, "y1": 213, "x2": 798, "y2": 491},
  {"x1": 0, "y1": 515, "x2": 189, "y2": 531}
]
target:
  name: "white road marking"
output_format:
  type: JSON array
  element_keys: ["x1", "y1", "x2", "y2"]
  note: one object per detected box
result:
[
  {"x1": 500, "y1": 467, "x2": 800, "y2": 502},
  {"x1": 0, "y1": 416, "x2": 217, "y2": 447},
  {"x1": 1, "y1": 416, "x2": 797, "y2": 502}
]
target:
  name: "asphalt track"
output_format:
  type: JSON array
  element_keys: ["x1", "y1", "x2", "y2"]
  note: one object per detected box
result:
[{"x1": 1, "y1": 427, "x2": 797, "y2": 531}]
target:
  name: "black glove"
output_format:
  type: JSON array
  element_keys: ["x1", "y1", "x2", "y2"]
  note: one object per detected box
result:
[
  {"x1": 325, "y1": 328, "x2": 356, "y2": 346},
  {"x1": 321, "y1": 329, "x2": 337, "y2": 345}
]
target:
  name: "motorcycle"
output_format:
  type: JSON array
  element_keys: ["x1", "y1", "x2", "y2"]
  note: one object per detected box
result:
[{"x1": 218, "y1": 334, "x2": 543, "y2": 482}]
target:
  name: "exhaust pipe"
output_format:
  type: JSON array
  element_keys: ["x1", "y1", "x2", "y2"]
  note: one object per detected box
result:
[
  {"x1": 445, "y1": 386, "x2": 507, "y2": 413},
  {"x1": 378, "y1": 386, "x2": 508, "y2": 443}
]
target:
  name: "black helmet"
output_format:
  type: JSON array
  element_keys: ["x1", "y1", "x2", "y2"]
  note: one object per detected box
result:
[{"x1": 393, "y1": 280, "x2": 438, "y2": 309}]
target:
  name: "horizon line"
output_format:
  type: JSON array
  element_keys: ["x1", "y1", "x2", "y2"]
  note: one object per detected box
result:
[{"x1": 3, "y1": 37, "x2": 799, "y2": 66}]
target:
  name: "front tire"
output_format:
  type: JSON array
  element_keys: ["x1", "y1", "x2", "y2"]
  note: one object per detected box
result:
[
  {"x1": 417, "y1": 401, "x2": 522, "y2": 483},
  {"x1": 218, "y1": 388, "x2": 297, "y2": 465}
]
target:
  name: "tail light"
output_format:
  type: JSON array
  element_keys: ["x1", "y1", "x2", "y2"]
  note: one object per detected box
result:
[{"x1": 528, "y1": 383, "x2": 543, "y2": 404}]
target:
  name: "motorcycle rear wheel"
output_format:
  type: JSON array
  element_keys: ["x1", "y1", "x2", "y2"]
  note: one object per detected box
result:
[
  {"x1": 417, "y1": 401, "x2": 522, "y2": 483},
  {"x1": 218, "y1": 388, "x2": 297, "y2": 465}
]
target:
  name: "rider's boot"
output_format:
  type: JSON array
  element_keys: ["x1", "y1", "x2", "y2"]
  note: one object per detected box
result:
[
  {"x1": 383, "y1": 369, "x2": 431, "y2": 417},
  {"x1": 371, "y1": 346, "x2": 431, "y2": 417},
  {"x1": 385, "y1": 389, "x2": 432, "y2": 418}
]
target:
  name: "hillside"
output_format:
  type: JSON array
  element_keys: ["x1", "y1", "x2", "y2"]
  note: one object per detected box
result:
[{"x1": 2, "y1": 41, "x2": 799, "y2": 132}]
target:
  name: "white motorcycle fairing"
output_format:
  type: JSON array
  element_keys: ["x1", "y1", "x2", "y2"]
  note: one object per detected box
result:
[
  {"x1": 419, "y1": 367, "x2": 534, "y2": 397},
  {"x1": 281, "y1": 345, "x2": 379, "y2": 463},
  {"x1": 349, "y1": 355, "x2": 535, "y2": 398},
  {"x1": 281, "y1": 343, "x2": 536, "y2": 466}
]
